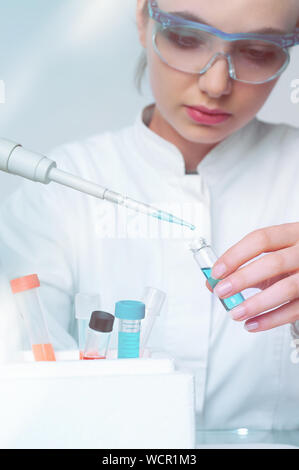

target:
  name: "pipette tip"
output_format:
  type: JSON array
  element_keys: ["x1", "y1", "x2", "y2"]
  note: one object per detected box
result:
[
  {"x1": 182, "y1": 222, "x2": 196, "y2": 231},
  {"x1": 154, "y1": 210, "x2": 196, "y2": 230}
]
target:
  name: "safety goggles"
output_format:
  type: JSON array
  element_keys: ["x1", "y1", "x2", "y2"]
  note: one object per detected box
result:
[{"x1": 148, "y1": 0, "x2": 299, "y2": 84}]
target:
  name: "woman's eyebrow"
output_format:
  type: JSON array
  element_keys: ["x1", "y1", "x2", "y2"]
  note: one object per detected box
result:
[{"x1": 170, "y1": 10, "x2": 288, "y2": 35}]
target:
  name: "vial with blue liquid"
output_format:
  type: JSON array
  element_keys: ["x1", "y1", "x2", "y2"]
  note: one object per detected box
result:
[
  {"x1": 115, "y1": 300, "x2": 145, "y2": 359},
  {"x1": 190, "y1": 238, "x2": 245, "y2": 311}
]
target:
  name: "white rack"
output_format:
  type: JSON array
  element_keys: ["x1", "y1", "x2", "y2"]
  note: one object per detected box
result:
[{"x1": 0, "y1": 351, "x2": 196, "y2": 449}]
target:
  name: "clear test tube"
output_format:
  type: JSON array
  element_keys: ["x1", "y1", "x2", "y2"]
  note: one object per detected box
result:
[
  {"x1": 115, "y1": 300, "x2": 145, "y2": 359},
  {"x1": 83, "y1": 311, "x2": 115, "y2": 360},
  {"x1": 75, "y1": 293, "x2": 101, "y2": 360},
  {"x1": 0, "y1": 267, "x2": 23, "y2": 364},
  {"x1": 190, "y1": 238, "x2": 245, "y2": 311},
  {"x1": 140, "y1": 287, "x2": 166, "y2": 357},
  {"x1": 10, "y1": 274, "x2": 56, "y2": 361}
]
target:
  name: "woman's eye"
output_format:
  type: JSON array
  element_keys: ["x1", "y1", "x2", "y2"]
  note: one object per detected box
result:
[
  {"x1": 166, "y1": 31, "x2": 202, "y2": 48},
  {"x1": 241, "y1": 47, "x2": 276, "y2": 61}
]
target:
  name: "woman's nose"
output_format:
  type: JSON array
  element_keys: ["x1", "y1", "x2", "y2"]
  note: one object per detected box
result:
[{"x1": 198, "y1": 54, "x2": 233, "y2": 98}]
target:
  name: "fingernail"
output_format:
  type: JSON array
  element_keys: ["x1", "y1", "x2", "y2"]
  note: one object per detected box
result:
[
  {"x1": 212, "y1": 262, "x2": 227, "y2": 279},
  {"x1": 245, "y1": 321, "x2": 259, "y2": 332},
  {"x1": 231, "y1": 304, "x2": 246, "y2": 320},
  {"x1": 214, "y1": 280, "x2": 232, "y2": 297}
]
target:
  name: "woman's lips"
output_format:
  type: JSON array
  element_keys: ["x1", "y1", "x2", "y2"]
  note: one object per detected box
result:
[
  {"x1": 192, "y1": 105, "x2": 231, "y2": 115},
  {"x1": 185, "y1": 105, "x2": 232, "y2": 125}
]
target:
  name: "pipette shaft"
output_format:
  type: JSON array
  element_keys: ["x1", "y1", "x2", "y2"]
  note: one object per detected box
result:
[{"x1": 0, "y1": 138, "x2": 195, "y2": 230}]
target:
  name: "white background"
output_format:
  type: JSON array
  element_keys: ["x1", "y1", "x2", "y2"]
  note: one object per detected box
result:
[{"x1": 0, "y1": 0, "x2": 298, "y2": 200}]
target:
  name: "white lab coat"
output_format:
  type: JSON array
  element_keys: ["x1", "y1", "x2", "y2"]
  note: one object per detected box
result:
[{"x1": 0, "y1": 103, "x2": 298, "y2": 430}]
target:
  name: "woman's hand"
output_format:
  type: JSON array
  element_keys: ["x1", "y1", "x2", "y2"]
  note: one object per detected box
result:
[{"x1": 206, "y1": 223, "x2": 299, "y2": 332}]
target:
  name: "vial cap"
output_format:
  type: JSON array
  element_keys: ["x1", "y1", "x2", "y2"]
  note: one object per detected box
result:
[
  {"x1": 10, "y1": 274, "x2": 40, "y2": 294},
  {"x1": 89, "y1": 311, "x2": 115, "y2": 333},
  {"x1": 115, "y1": 300, "x2": 145, "y2": 320}
]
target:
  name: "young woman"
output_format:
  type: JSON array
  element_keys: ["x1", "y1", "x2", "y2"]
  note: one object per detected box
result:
[{"x1": 0, "y1": 0, "x2": 299, "y2": 430}]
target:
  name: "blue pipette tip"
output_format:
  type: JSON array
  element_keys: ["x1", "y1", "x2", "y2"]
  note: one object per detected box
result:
[
  {"x1": 181, "y1": 221, "x2": 196, "y2": 231},
  {"x1": 154, "y1": 210, "x2": 196, "y2": 230}
]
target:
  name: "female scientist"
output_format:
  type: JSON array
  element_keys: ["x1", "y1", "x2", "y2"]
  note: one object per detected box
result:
[{"x1": 0, "y1": 0, "x2": 299, "y2": 430}]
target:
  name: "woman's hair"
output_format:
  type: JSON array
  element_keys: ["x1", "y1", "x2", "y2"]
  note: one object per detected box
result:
[{"x1": 134, "y1": 2, "x2": 149, "y2": 94}]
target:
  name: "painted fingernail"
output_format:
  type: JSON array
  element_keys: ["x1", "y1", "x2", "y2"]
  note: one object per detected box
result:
[
  {"x1": 214, "y1": 280, "x2": 232, "y2": 297},
  {"x1": 231, "y1": 304, "x2": 246, "y2": 320},
  {"x1": 212, "y1": 262, "x2": 227, "y2": 279},
  {"x1": 245, "y1": 321, "x2": 259, "y2": 332}
]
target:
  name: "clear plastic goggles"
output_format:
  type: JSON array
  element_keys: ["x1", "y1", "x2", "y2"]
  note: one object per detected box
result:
[{"x1": 149, "y1": 0, "x2": 299, "y2": 84}]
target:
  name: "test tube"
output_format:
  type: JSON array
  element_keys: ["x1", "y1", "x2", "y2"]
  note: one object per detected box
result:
[
  {"x1": 0, "y1": 267, "x2": 23, "y2": 364},
  {"x1": 83, "y1": 311, "x2": 115, "y2": 360},
  {"x1": 140, "y1": 287, "x2": 166, "y2": 357},
  {"x1": 75, "y1": 293, "x2": 101, "y2": 359},
  {"x1": 115, "y1": 300, "x2": 145, "y2": 359},
  {"x1": 10, "y1": 274, "x2": 56, "y2": 361},
  {"x1": 190, "y1": 238, "x2": 245, "y2": 311}
]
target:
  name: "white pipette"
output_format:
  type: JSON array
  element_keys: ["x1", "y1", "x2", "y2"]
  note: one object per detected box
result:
[{"x1": 0, "y1": 138, "x2": 195, "y2": 230}]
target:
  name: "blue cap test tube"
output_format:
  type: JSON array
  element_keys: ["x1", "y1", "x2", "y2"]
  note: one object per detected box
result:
[{"x1": 115, "y1": 300, "x2": 145, "y2": 359}]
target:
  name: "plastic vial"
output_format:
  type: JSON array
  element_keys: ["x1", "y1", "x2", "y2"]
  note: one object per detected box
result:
[
  {"x1": 10, "y1": 274, "x2": 56, "y2": 361},
  {"x1": 115, "y1": 300, "x2": 145, "y2": 359},
  {"x1": 83, "y1": 311, "x2": 114, "y2": 360},
  {"x1": 140, "y1": 287, "x2": 166, "y2": 357},
  {"x1": 0, "y1": 265, "x2": 23, "y2": 364},
  {"x1": 190, "y1": 238, "x2": 245, "y2": 311},
  {"x1": 75, "y1": 293, "x2": 101, "y2": 360}
]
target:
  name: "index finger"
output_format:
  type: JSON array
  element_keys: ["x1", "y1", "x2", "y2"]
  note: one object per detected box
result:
[{"x1": 211, "y1": 223, "x2": 299, "y2": 279}]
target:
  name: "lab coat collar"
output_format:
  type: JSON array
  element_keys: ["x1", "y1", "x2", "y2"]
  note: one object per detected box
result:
[
  {"x1": 134, "y1": 103, "x2": 185, "y2": 177},
  {"x1": 134, "y1": 102, "x2": 259, "y2": 183},
  {"x1": 196, "y1": 116, "x2": 259, "y2": 186}
]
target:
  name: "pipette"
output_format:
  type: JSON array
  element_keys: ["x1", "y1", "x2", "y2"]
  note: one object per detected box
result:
[{"x1": 0, "y1": 139, "x2": 195, "y2": 230}]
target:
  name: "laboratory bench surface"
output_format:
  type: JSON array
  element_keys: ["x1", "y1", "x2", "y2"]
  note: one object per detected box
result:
[{"x1": 196, "y1": 429, "x2": 299, "y2": 449}]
